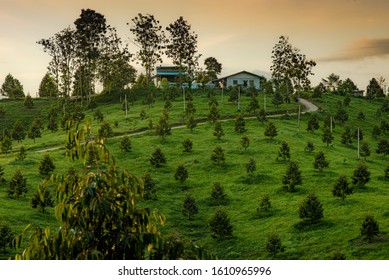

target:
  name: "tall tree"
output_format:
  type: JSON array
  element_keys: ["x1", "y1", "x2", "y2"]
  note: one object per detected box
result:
[
  {"x1": 74, "y1": 9, "x2": 107, "y2": 102},
  {"x1": 270, "y1": 35, "x2": 316, "y2": 93},
  {"x1": 204, "y1": 57, "x2": 222, "y2": 81},
  {"x1": 129, "y1": 13, "x2": 165, "y2": 82},
  {"x1": 166, "y1": 16, "x2": 201, "y2": 86},
  {"x1": 99, "y1": 27, "x2": 136, "y2": 93},
  {"x1": 38, "y1": 73, "x2": 58, "y2": 98},
  {"x1": 366, "y1": 78, "x2": 384, "y2": 99},
  {"x1": 1, "y1": 74, "x2": 24, "y2": 98},
  {"x1": 322, "y1": 73, "x2": 341, "y2": 92}
]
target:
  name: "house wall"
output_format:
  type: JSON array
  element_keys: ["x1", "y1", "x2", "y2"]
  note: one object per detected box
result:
[{"x1": 225, "y1": 73, "x2": 261, "y2": 89}]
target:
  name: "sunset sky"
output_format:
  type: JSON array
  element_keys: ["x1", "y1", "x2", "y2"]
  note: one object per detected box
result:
[{"x1": 1, "y1": 0, "x2": 389, "y2": 95}]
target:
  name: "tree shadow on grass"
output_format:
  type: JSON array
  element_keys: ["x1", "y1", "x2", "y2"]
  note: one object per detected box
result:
[
  {"x1": 236, "y1": 173, "x2": 273, "y2": 185},
  {"x1": 293, "y1": 219, "x2": 335, "y2": 232}
]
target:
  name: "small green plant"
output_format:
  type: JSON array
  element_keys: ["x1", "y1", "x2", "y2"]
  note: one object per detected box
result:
[
  {"x1": 240, "y1": 135, "x2": 250, "y2": 151},
  {"x1": 182, "y1": 193, "x2": 198, "y2": 220},
  {"x1": 351, "y1": 161, "x2": 370, "y2": 188},
  {"x1": 277, "y1": 141, "x2": 290, "y2": 161},
  {"x1": 360, "y1": 213, "x2": 379, "y2": 242},
  {"x1": 8, "y1": 169, "x2": 27, "y2": 199},
  {"x1": 182, "y1": 138, "x2": 193, "y2": 152},
  {"x1": 265, "y1": 231, "x2": 284, "y2": 256},
  {"x1": 258, "y1": 194, "x2": 271, "y2": 213},
  {"x1": 235, "y1": 115, "x2": 247, "y2": 134},
  {"x1": 31, "y1": 183, "x2": 54, "y2": 214},
  {"x1": 38, "y1": 154, "x2": 56, "y2": 176},
  {"x1": 213, "y1": 122, "x2": 225, "y2": 140},
  {"x1": 264, "y1": 121, "x2": 278, "y2": 140},
  {"x1": 93, "y1": 108, "x2": 104, "y2": 122},
  {"x1": 141, "y1": 171, "x2": 157, "y2": 200},
  {"x1": 282, "y1": 161, "x2": 302, "y2": 192},
  {"x1": 313, "y1": 151, "x2": 329, "y2": 173},
  {"x1": 211, "y1": 146, "x2": 225, "y2": 166},
  {"x1": 119, "y1": 136, "x2": 132, "y2": 152},
  {"x1": 305, "y1": 141, "x2": 314, "y2": 152},
  {"x1": 174, "y1": 164, "x2": 189, "y2": 185},
  {"x1": 332, "y1": 175, "x2": 353, "y2": 201},
  {"x1": 150, "y1": 147, "x2": 166, "y2": 168},
  {"x1": 209, "y1": 208, "x2": 233, "y2": 239},
  {"x1": 211, "y1": 182, "x2": 226, "y2": 200},
  {"x1": 299, "y1": 193, "x2": 324, "y2": 224}
]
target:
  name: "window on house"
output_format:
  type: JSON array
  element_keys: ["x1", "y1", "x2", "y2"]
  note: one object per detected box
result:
[
  {"x1": 233, "y1": 80, "x2": 238, "y2": 85},
  {"x1": 243, "y1": 80, "x2": 248, "y2": 87},
  {"x1": 249, "y1": 80, "x2": 254, "y2": 87}
]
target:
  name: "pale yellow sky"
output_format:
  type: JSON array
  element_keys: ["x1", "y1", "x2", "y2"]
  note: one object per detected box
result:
[{"x1": 1, "y1": 0, "x2": 389, "y2": 94}]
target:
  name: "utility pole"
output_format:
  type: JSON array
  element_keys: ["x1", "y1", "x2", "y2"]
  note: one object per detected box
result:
[
  {"x1": 125, "y1": 93, "x2": 128, "y2": 119},
  {"x1": 238, "y1": 86, "x2": 241, "y2": 111},
  {"x1": 297, "y1": 104, "x2": 301, "y2": 133},
  {"x1": 357, "y1": 127, "x2": 360, "y2": 160},
  {"x1": 183, "y1": 86, "x2": 186, "y2": 112}
]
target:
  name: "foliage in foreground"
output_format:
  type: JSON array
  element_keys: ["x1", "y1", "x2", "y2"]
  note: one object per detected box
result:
[{"x1": 14, "y1": 120, "x2": 212, "y2": 260}]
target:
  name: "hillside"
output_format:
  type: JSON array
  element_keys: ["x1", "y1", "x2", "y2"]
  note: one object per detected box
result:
[{"x1": 0, "y1": 89, "x2": 388, "y2": 260}]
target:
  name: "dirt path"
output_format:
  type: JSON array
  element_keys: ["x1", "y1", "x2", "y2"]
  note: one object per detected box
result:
[{"x1": 36, "y1": 98, "x2": 318, "y2": 153}]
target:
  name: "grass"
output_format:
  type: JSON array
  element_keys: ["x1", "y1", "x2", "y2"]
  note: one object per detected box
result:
[{"x1": 0, "y1": 89, "x2": 388, "y2": 260}]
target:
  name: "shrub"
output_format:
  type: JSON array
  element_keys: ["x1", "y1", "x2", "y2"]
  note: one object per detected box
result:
[
  {"x1": 264, "y1": 121, "x2": 278, "y2": 140},
  {"x1": 119, "y1": 136, "x2": 132, "y2": 152},
  {"x1": 8, "y1": 169, "x2": 27, "y2": 198},
  {"x1": 211, "y1": 146, "x2": 225, "y2": 166},
  {"x1": 213, "y1": 122, "x2": 225, "y2": 140},
  {"x1": 182, "y1": 193, "x2": 198, "y2": 220},
  {"x1": 305, "y1": 141, "x2": 314, "y2": 152},
  {"x1": 240, "y1": 135, "x2": 250, "y2": 151},
  {"x1": 98, "y1": 121, "x2": 113, "y2": 139},
  {"x1": 299, "y1": 193, "x2": 324, "y2": 224},
  {"x1": 150, "y1": 147, "x2": 166, "y2": 168},
  {"x1": 360, "y1": 213, "x2": 379, "y2": 242},
  {"x1": 211, "y1": 182, "x2": 226, "y2": 200},
  {"x1": 141, "y1": 171, "x2": 157, "y2": 200},
  {"x1": 332, "y1": 175, "x2": 353, "y2": 201},
  {"x1": 0, "y1": 223, "x2": 15, "y2": 254},
  {"x1": 31, "y1": 184, "x2": 54, "y2": 214},
  {"x1": 174, "y1": 164, "x2": 189, "y2": 184},
  {"x1": 351, "y1": 161, "x2": 370, "y2": 188},
  {"x1": 234, "y1": 115, "x2": 247, "y2": 134},
  {"x1": 259, "y1": 194, "x2": 271, "y2": 212},
  {"x1": 209, "y1": 208, "x2": 233, "y2": 239},
  {"x1": 265, "y1": 232, "x2": 284, "y2": 256},
  {"x1": 313, "y1": 151, "x2": 329, "y2": 173},
  {"x1": 182, "y1": 138, "x2": 193, "y2": 152},
  {"x1": 38, "y1": 154, "x2": 56, "y2": 176},
  {"x1": 277, "y1": 141, "x2": 290, "y2": 161},
  {"x1": 282, "y1": 161, "x2": 302, "y2": 192}
]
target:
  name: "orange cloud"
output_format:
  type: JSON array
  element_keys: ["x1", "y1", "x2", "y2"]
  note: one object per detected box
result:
[{"x1": 318, "y1": 38, "x2": 389, "y2": 62}]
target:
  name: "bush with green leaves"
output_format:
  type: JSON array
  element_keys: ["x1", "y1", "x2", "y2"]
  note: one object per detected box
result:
[
  {"x1": 150, "y1": 147, "x2": 166, "y2": 168},
  {"x1": 182, "y1": 193, "x2": 198, "y2": 220},
  {"x1": 313, "y1": 151, "x2": 329, "y2": 173},
  {"x1": 31, "y1": 183, "x2": 54, "y2": 214},
  {"x1": 208, "y1": 103, "x2": 219, "y2": 123},
  {"x1": 376, "y1": 138, "x2": 389, "y2": 157},
  {"x1": 235, "y1": 115, "x2": 247, "y2": 134},
  {"x1": 360, "y1": 213, "x2": 379, "y2": 242},
  {"x1": 0, "y1": 223, "x2": 15, "y2": 254},
  {"x1": 119, "y1": 136, "x2": 132, "y2": 152},
  {"x1": 155, "y1": 110, "x2": 171, "y2": 140},
  {"x1": 12, "y1": 119, "x2": 26, "y2": 143},
  {"x1": 174, "y1": 164, "x2": 189, "y2": 184},
  {"x1": 351, "y1": 161, "x2": 370, "y2": 189},
  {"x1": 305, "y1": 141, "x2": 314, "y2": 152},
  {"x1": 307, "y1": 114, "x2": 320, "y2": 132},
  {"x1": 98, "y1": 121, "x2": 114, "y2": 139},
  {"x1": 282, "y1": 161, "x2": 302, "y2": 192},
  {"x1": 141, "y1": 171, "x2": 157, "y2": 200},
  {"x1": 0, "y1": 165, "x2": 4, "y2": 181},
  {"x1": 299, "y1": 193, "x2": 324, "y2": 224},
  {"x1": 93, "y1": 108, "x2": 104, "y2": 122},
  {"x1": 39, "y1": 154, "x2": 56, "y2": 176},
  {"x1": 186, "y1": 115, "x2": 197, "y2": 132},
  {"x1": 256, "y1": 108, "x2": 267, "y2": 124},
  {"x1": 1, "y1": 135, "x2": 12, "y2": 154},
  {"x1": 277, "y1": 141, "x2": 290, "y2": 161},
  {"x1": 209, "y1": 208, "x2": 233, "y2": 239},
  {"x1": 264, "y1": 121, "x2": 278, "y2": 140},
  {"x1": 340, "y1": 127, "x2": 353, "y2": 147},
  {"x1": 8, "y1": 169, "x2": 27, "y2": 199},
  {"x1": 240, "y1": 135, "x2": 250, "y2": 151},
  {"x1": 23, "y1": 94, "x2": 34, "y2": 108},
  {"x1": 246, "y1": 95, "x2": 259, "y2": 113},
  {"x1": 211, "y1": 146, "x2": 225, "y2": 166},
  {"x1": 246, "y1": 157, "x2": 256, "y2": 178},
  {"x1": 322, "y1": 127, "x2": 334, "y2": 147},
  {"x1": 258, "y1": 194, "x2": 271, "y2": 212},
  {"x1": 211, "y1": 182, "x2": 226, "y2": 200},
  {"x1": 357, "y1": 111, "x2": 366, "y2": 121},
  {"x1": 182, "y1": 138, "x2": 193, "y2": 152},
  {"x1": 265, "y1": 232, "x2": 284, "y2": 256},
  {"x1": 332, "y1": 175, "x2": 353, "y2": 201},
  {"x1": 213, "y1": 122, "x2": 224, "y2": 140}
]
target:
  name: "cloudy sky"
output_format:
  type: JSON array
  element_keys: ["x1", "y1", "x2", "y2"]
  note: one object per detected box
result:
[{"x1": 1, "y1": 0, "x2": 389, "y2": 95}]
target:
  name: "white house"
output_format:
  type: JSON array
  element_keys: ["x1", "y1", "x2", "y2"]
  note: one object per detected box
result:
[{"x1": 209, "y1": 71, "x2": 263, "y2": 90}]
